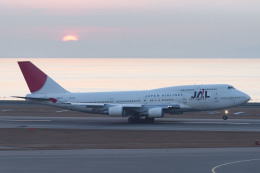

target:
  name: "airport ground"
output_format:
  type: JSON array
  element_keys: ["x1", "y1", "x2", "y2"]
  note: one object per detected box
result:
[
  {"x1": 1, "y1": 101, "x2": 260, "y2": 172},
  {"x1": 0, "y1": 101, "x2": 260, "y2": 150}
]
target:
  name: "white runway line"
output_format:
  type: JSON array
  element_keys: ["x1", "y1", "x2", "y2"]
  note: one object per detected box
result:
[
  {"x1": 211, "y1": 158, "x2": 260, "y2": 173},
  {"x1": 233, "y1": 112, "x2": 245, "y2": 115},
  {"x1": 1, "y1": 109, "x2": 11, "y2": 112},
  {"x1": 56, "y1": 110, "x2": 68, "y2": 113},
  {"x1": 182, "y1": 122, "x2": 250, "y2": 125},
  {"x1": 8, "y1": 120, "x2": 52, "y2": 122}
]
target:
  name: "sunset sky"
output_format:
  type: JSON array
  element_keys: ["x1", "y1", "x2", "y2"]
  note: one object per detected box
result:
[{"x1": 1, "y1": 0, "x2": 260, "y2": 58}]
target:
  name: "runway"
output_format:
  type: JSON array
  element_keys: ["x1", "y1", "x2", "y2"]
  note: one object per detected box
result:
[
  {"x1": 1, "y1": 105, "x2": 260, "y2": 172},
  {"x1": 1, "y1": 148, "x2": 260, "y2": 173},
  {"x1": 1, "y1": 116, "x2": 260, "y2": 132}
]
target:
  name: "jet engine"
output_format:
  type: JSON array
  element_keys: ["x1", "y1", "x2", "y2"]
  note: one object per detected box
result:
[
  {"x1": 108, "y1": 106, "x2": 124, "y2": 117},
  {"x1": 148, "y1": 107, "x2": 164, "y2": 118}
]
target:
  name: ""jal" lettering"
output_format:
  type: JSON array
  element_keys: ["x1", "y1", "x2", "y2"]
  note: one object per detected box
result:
[{"x1": 191, "y1": 91, "x2": 210, "y2": 99}]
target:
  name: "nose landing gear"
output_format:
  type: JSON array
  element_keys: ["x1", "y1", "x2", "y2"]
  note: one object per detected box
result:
[{"x1": 222, "y1": 110, "x2": 229, "y2": 120}]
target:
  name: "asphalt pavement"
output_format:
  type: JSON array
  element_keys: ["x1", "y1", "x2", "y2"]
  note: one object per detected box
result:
[
  {"x1": 1, "y1": 116, "x2": 260, "y2": 132},
  {"x1": 1, "y1": 148, "x2": 260, "y2": 173}
]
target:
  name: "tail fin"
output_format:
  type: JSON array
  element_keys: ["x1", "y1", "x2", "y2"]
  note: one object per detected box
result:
[{"x1": 18, "y1": 61, "x2": 69, "y2": 94}]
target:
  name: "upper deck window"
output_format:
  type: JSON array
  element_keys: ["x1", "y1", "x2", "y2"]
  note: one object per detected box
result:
[{"x1": 228, "y1": 86, "x2": 235, "y2": 89}]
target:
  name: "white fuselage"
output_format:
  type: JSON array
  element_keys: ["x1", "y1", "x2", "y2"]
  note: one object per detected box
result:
[
  {"x1": 18, "y1": 61, "x2": 251, "y2": 122},
  {"x1": 27, "y1": 84, "x2": 250, "y2": 116}
]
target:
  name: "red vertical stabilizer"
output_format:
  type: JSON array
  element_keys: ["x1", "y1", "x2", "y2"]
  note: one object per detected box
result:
[{"x1": 18, "y1": 61, "x2": 47, "y2": 93}]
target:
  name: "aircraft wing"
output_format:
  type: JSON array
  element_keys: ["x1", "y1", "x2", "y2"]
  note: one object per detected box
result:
[
  {"x1": 66, "y1": 102, "x2": 143, "y2": 108},
  {"x1": 13, "y1": 96, "x2": 180, "y2": 110},
  {"x1": 66, "y1": 102, "x2": 105, "y2": 106},
  {"x1": 162, "y1": 104, "x2": 180, "y2": 109},
  {"x1": 65, "y1": 102, "x2": 180, "y2": 109}
]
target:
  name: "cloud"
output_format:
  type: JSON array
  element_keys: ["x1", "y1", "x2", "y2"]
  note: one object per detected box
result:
[{"x1": 0, "y1": 0, "x2": 260, "y2": 58}]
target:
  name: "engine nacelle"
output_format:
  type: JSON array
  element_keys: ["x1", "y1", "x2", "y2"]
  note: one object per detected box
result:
[
  {"x1": 108, "y1": 106, "x2": 124, "y2": 117},
  {"x1": 148, "y1": 108, "x2": 164, "y2": 118}
]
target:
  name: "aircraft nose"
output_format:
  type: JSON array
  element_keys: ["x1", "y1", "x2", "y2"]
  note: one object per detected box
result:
[
  {"x1": 237, "y1": 91, "x2": 251, "y2": 104},
  {"x1": 241, "y1": 92, "x2": 251, "y2": 103},
  {"x1": 245, "y1": 93, "x2": 251, "y2": 102}
]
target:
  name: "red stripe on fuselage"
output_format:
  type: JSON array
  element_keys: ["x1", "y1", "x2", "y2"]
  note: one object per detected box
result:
[
  {"x1": 18, "y1": 61, "x2": 47, "y2": 93},
  {"x1": 49, "y1": 98, "x2": 57, "y2": 103}
]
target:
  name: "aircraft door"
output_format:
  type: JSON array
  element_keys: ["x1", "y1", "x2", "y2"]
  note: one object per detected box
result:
[
  {"x1": 214, "y1": 92, "x2": 219, "y2": 102},
  {"x1": 143, "y1": 96, "x2": 148, "y2": 105}
]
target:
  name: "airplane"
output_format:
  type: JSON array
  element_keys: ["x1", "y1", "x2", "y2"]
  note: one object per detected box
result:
[{"x1": 16, "y1": 61, "x2": 251, "y2": 123}]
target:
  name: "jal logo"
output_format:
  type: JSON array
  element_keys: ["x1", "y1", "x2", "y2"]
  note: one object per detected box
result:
[{"x1": 191, "y1": 89, "x2": 210, "y2": 99}]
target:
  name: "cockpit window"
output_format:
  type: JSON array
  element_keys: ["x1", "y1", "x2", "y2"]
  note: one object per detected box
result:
[{"x1": 228, "y1": 86, "x2": 235, "y2": 89}]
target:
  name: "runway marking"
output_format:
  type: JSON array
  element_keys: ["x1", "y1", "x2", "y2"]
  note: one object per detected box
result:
[
  {"x1": 1, "y1": 109, "x2": 11, "y2": 112},
  {"x1": 233, "y1": 112, "x2": 244, "y2": 115},
  {"x1": 211, "y1": 158, "x2": 260, "y2": 173},
  {"x1": 182, "y1": 122, "x2": 250, "y2": 125},
  {"x1": 56, "y1": 110, "x2": 68, "y2": 113},
  {"x1": 8, "y1": 120, "x2": 52, "y2": 122}
]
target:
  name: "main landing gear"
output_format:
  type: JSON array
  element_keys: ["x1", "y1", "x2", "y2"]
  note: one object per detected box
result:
[
  {"x1": 128, "y1": 116, "x2": 154, "y2": 124},
  {"x1": 222, "y1": 110, "x2": 229, "y2": 120}
]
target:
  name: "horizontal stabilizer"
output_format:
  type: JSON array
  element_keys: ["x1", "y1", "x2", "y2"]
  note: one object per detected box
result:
[
  {"x1": 12, "y1": 96, "x2": 50, "y2": 101},
  {"x1": 13, "y1": 96, "x2": 57, "y2": 103}
]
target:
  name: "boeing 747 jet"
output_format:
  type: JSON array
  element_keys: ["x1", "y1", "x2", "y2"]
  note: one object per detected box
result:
[{"x1": 16, "y1": 61, "x2": 251, "y2": 123}]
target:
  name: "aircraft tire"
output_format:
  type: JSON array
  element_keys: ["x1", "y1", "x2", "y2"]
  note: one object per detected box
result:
[
  {"x1": 223, "y1": 115, "x2": 228, "y2": 120},
  {"x1": 128, "y1": 117, "x2": 135, "y2": 123},
  {"x1": 128, "y1": 116, "x2": 140, "y2": 123},
  {"x1": 145, "y1": 117, "x2": 155, "y2": 123}
]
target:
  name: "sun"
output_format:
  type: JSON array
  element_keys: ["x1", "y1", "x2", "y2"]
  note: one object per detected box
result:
[{"x1": 62, "y1": 35, "x2": 79, "y2": 41}]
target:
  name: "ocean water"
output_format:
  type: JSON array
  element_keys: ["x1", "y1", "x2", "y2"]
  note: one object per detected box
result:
[{"x1": 1, "y1": 58, "x2": 259, "y2": 102}]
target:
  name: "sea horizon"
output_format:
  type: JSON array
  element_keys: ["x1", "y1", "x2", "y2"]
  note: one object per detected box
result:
[{"x1": 1, "y1": 58, "x2": 259, "y2": 102}]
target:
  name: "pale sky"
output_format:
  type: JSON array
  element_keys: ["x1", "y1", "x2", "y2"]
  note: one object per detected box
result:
[
  {"x1": 1, "y1": 58, "x2": 260, "y2": 101},
  {"x1": 1, "y1": 0, "x2": 260, "y2": 58}
]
